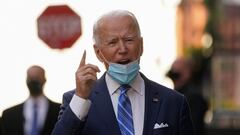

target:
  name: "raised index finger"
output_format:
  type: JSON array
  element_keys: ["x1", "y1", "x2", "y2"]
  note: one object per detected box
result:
[{"x1": 79, "y1": 50, "x2": 86, "y2": 68}]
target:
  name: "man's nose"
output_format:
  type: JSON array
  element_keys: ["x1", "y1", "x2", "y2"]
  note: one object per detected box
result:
[{"x1": 118, "y1": 40, "x2": 127, "y2": 52}]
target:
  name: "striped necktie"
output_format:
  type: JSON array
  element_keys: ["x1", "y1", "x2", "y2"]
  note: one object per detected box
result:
[
  {"x1": 30, "y1": 102, "x2": 39, "y2": 135},
  {"x1": 117, "y1": 84, "x2": 134, "y2": 135}
]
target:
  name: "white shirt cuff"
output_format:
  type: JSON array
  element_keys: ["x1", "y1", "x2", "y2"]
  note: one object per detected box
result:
[{"x1": 69, "y1": 94, "x2": 91, "y2": 120}]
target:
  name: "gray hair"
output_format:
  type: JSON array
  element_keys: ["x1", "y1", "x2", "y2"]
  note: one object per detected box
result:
[{"x1": 92, "y1": 10, "x2": 141, "y2": 44}]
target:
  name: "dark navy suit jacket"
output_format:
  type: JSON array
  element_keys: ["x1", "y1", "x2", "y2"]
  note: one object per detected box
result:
[
  {"x1": 52, "y1": 73, "x2": 194, "y2": 135},
  {"x1": 1, "y1": 98, "x2": 60, "y2": 135}
]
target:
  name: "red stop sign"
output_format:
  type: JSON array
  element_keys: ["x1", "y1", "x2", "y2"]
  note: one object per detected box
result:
[{"x1": 37, "y1": 5, "x2": 81, "y2": 49}]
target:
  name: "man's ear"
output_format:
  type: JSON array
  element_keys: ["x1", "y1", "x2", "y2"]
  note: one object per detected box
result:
[
  {"x1": 140, "y1": 37, "x2": 143, "y2": 56},
  {"x1": 93, "y1": 44, "x2": 104, "y2": 62}
]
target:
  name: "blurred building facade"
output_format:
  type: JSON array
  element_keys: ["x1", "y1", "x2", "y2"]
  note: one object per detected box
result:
[
  {"x1": 176, "y1": 0, "x2": 209, "y2": 57},
  {"x1": 176, "y1": 0, "x2": 240, "y2": 134},
  {"x1": 210, "y1": 0, "x2": 240, "y2": 129}
]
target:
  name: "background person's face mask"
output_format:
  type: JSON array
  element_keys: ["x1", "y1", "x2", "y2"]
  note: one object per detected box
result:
[
  {"x1": 166, "y1": 70, "x2": 181, "y2": 81},
  {"x1": 27, "y1": 80, "x2": 43, "y2": 97}
]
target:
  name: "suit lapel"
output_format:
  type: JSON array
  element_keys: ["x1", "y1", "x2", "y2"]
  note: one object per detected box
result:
[
  {"x1": 41, "y1": 99, "x2": 51, "y2": 134},
  {"x1": 90, "y1": 73, "x2": 121, "y2": 135},
  {"x1": 3, "y1": 104, "x2": 24, "y2": 135},
  {"x1": 141, "y1": 74, "x2": 162, "y2": 135},
  {"x1": 18, "y1": 104, "x2": 25, "y2": 135}
]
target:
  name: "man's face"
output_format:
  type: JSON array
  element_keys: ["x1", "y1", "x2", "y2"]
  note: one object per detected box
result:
[
  {"x1": 169, "y1": 59, "x2": 192, "y2": 90},
  {"x1": 26, "y1": 66, "x2": 46, "y2": 97},
  {"x1": 94, "y1": 15, "x2": 143, "y2": 69}
]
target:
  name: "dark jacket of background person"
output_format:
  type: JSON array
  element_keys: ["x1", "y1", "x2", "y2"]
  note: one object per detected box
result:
[
  {"x1": 167, "y1": 57, "x2": 208, "y2": 135},
  {"x1": 0, "y1": 117, "x2": 2, "y2": 135},
  {"x1": 1, "y1": 65, "x2": 60, "y2": 135},
  {"x1": 1, "y1": 99, "x2": 60, "y2": 135}
]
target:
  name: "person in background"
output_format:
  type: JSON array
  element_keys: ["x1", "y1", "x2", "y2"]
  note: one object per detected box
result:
[
  {"x1": 167, "y1": 57, "x2": 208, "y2": 135},
  {"x1": 0, "y1": 117, "x2": 2, "y2": 135},
  {"x1": 52, "y1": 9, "x2": 194, "y2": 135},
  {"x1": 1, "y1": 65, "x2": 60, "y2": 135}
]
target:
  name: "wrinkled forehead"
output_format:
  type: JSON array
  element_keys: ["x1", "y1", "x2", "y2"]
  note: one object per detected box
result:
[{"x1": 104, "y1": 17, "x2": 137, "y2": 33}]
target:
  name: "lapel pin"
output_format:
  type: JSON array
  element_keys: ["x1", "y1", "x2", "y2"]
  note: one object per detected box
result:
[{"x1": 152, "y1": 98, "x2": 159, "y2": 102}]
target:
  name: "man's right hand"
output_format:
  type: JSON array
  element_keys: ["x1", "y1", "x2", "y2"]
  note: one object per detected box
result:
[{"x1": 75, "y1": 50, "x2": 100, "y2": 99}]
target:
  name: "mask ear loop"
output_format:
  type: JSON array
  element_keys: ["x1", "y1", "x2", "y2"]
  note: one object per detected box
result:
[
  {"x1": 99, "y1": 50, "x2": 114, "y2": 70},
  {"x1": 99, "y1": 50, "x2": 110, "y2": 64}
]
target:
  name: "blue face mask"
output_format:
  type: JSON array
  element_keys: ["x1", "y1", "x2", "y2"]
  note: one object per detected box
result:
[{"x1": 107, "y1": 59, "x2": 140, "y2": 85}]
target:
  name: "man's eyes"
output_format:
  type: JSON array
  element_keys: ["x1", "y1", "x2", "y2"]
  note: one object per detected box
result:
[
  {"x1": 106, "y1": 37, "x2": 135, "y2": 46},
  {"x1": 125, "y1": 38, "x2": 134, "y2": 42},
  {"x1": 108, "y1": 40, "x2": 117, "y2": 46}
]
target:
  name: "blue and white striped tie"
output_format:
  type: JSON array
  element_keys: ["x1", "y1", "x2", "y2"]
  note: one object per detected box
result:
[
  {"x1": 117, "y1": 84, "x2": 134, "y2": 135},
  {"x1": 30, "y1": 102, "x2": 39, "y2": 135}
]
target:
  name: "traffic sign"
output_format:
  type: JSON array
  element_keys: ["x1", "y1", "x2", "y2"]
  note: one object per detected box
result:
[{"x1": 37, "y1": 5, "x2": 81, "y2": 49}]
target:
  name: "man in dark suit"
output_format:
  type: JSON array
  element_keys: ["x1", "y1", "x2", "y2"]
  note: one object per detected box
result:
[
  {"x1": 0, "y1": 117, "x2": 2, "y2": 135},
  {"x1": 52, "y1": 10, "x2": 194, "y2": 135},
  {"x1": 167, "y1": 57, "x2": 208, "y2": 135},
  {"x1": 1, "y1": 65, "x2": 60, "y2": 135}
]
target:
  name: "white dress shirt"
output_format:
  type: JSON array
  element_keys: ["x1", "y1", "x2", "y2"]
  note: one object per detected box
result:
[
  {"x1": 70, "y1": 73, "x2": 145, "y2": 135},
  {"x1": 23, "y1": 95, "x2": 49, "y2": 135}
]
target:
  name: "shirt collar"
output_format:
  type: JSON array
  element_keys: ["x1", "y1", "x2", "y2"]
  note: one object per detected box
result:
[
  {"x1": 25, "y1": 95, "x2": 48, "y2": 107},
  {"x1": 105, "y1": 73, "x2": 144, "y2": 96}
]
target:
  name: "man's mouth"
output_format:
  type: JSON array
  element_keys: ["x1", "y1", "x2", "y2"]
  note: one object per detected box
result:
[{"x1": 117, "y1": 59, "x2": 131, "y2": 64}]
